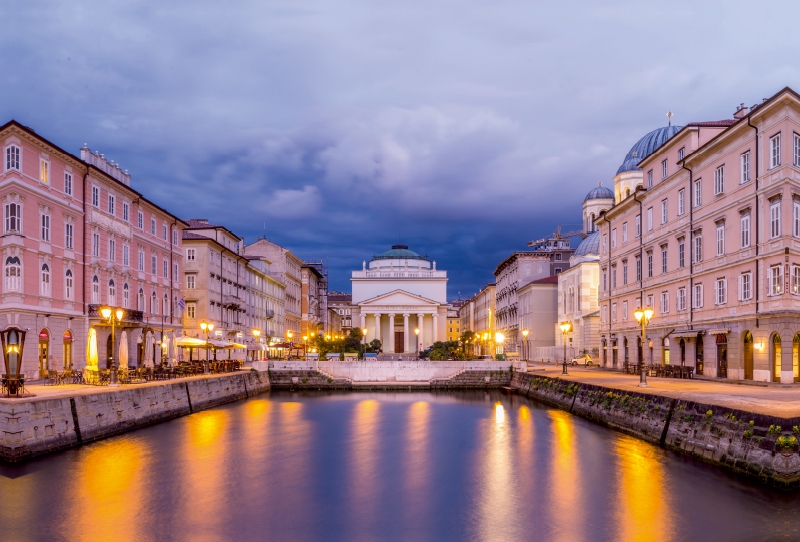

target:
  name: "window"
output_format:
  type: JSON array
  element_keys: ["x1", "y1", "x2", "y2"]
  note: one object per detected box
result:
[
  {"x1": 602, "y1": 305, "x2": 607, "y2": 323},
  {"x1": 622, "y1": 222, "x2": 628, "y2": 243},
  {"x1": 602, "y1": 269, "x2": 607, "y2": 291},
  {"x1": 163, "y1": 224, "x2": 167, "y2": 241},
  {"x1": 109, "y1": 239, "x2": 116, "y2": 262},
  {"x1": 123, "y1": 244, "x2": 129, "y2": 267},
  {"x1": 92, "y1": 233, "x2": 100, "y2": 257},
  {"x1": 794, "y1": 265, "x2": 800, "y2": 294},
  {"x1": 163, "y1": 259, "x2": 168, "y2": 278},
  {"x1": 714, "y1": 165, "x2": 725, "y2": 195},
  {"x1": 660, "y1": 291, "x2": 669, "y2": 313},
  {"x1": 151, "y1": 254, "x2": 157, "y2": 275},
  {"x1": 602, "y1": 234, "x2": 607, "y2": 253},
  {"x1": 41, "y1": 213, "x2": 50, "y2": 242},
  {"x1": 65, "y1": 222, "x2": 73, "y2": 249},
  {"x1": 38, "y1": 160, "x2": 49, "y2": 184},
  {"x1": 661, "y1": 159, "x2": 668, "y2": 179},
  {"x1": 108, "y1": 280, "x2": 116, "y2": 306},
  {"x1": 108, "y1": 195, "x2": 115, "y2": 215},
  {"x1": 65, "y1": 269, "x2": 73, "y2": 300},
  {"x1": 661, "y1": 246, "x2": 667, "y2": 274},
  {"x1": 741, "y1": 214, "x2": 751, "y2": 248},
  {"x1": 138, "y1": 249, "x2": 144, "y2": 271},
  {"x1": 770, "y1": 200, "x2": 781, "y2": 238},
  {"x1": 647, "y1": 207, "x2": 653, "y2": 231},
  {"x1": 612, "y1": 303, "x2": 617, "y2": 322},
  {"x1": 138, "y1": 288, "x2": 144, "y2": 311},
  {"x1": 741, "y1": 151, "x2": 750, "y2": 184},
  {"x1": 187, "y1": 302, "x2": 196, "y2": 320},
  {"x1": 794, "y1": 201, "x2": 800, "y2": 238},
  {"x1": 5, "y1": 145, "x2": 20, "y2": 171},
  {"x1": 678, "y1": 189, "x2": 685, "y2": 216},
  {"x1": 123, "y1": 202, "x2": 129, "y2": 222},
  {"x1": 647, "y1": 294, "x2": 654, "y2": 310},
  {"x1": 622, "y1": 301, "x2": 628, "y2": 321},
  {"x1": 647, "y1": 169, "x2": 653, "y2": 188},
  {"x1": 678, "y1": 240, "x2": 685, "y2": 268},
  {"x1": 555, "y1": 253, "x2": 562, "y2": 261},
  {"x1": 186, "y1": 272, "x2": 195, "y2": 288},
  {"x1": 716, "y1": 224, "x2": 725, "y2": 256},
  {"x1": 92, "y1": 186, "x2": 99, "y2": 207},
  {"x1": 123, "y1": 283, "x2": 130, "y2": 308},
  {"x1": 739, "y1": 272, "x2": 752, "y2": 301},
  {"x1": 138, "y1": 211, "x2": 143, "y2": 230},
  {"x1": 715, "y1": 278, "x2": 727, "y2": 305},
  {"x1": 173, "y1": 263, "x2": 179, "y2": 282},
  {"x1": 677, "y1": 287, "x2": 686, "y2": 311},
  {"x1": 64, "y1": 172, "x2": 72, "y2": 195},
  {"x1": 172, "y1": 229, "x2": 178, "y2": 245},
  {"x1": 635, "y1": 256, "x2": 642, "y2": 281},
  {"x1": 693, "y1": 235, "x2": 702, "y2": 263},
  {"x1": 5, "y1": 202, "x2": 21, "y2": 233},
  {"x1": 151, "y1": 218, "x2": 156, "y2": 235},
  {"x1": 693, "y1": 284, "x2": 703, "y2": 308},
  {"x1": 647, "y1": 251, "x2": 653, "y2": 278},
  {"x1": 187, "y1": 248, "x2": 196, "y2": 261},
  {"x1": 769, "y1": 265, "x2": 782, "y2": 296},
  {"x1": 151, "y1": 291, "x2": 158, "y2": 314},
  {"x1": 4, "y1": 256, "x2": 21, "y2": 292},
  {"x1": 693, "y1": 179, "x2": 702, "y2": 207},
  {"x1": 612, "y1": 265, "x2": 617, "y2": 288},
  {"x1": 770, "y1": 133, "x2": 781, "y2": 169},
  {"x1": 661, "y1": 199, "x2": 668, "y2": 224},
  {"x1": 92, "y1": 276, "x2": 100, "y2": 304},
  {"x1": 611, "y1": 229, "x2": 617, "y2": 249},
  {"x1": 678, "y1": 147, "x2": 685, "y2": 161},
  {"x1": 635, "y1": 214, "x2": 641, "y2": 237},
  {"x1": 623, "y1": 261, "x2": 628, "y2": 285},
  {"x1": 40, "y1": 264, "x2": 50, "y2": 295}
]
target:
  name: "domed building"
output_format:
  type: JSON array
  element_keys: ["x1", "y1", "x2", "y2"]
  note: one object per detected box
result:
[
  {"x1": 351, "y1": 245, "x2": 449, "y2": 354},
  {"x1": 614, "y1": 125, "x2": 682, "y2": 203}
]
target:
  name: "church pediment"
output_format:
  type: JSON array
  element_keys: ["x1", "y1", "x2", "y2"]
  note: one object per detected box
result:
[{"x1": 359, "y1": 289, "x2": 441, "y2": 307}]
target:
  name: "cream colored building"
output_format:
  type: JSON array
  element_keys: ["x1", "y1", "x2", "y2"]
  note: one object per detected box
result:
[
  {"x1": 518, "y1": 276, "x2": 559, "y2": 359},
  {"x1": 467, "y1": 283, "x2": 496, "y2": 356},
  {"x1": 245, "y1": 238, "x2": 302, "y2": 338},
  {"x1": 301, "y1": 264, "x2": 324, "y2": 336}
]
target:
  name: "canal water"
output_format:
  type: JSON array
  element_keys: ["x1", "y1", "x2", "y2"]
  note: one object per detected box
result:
[{"x1": 1, "y1": 391, "x2": 797, "y2": 542}]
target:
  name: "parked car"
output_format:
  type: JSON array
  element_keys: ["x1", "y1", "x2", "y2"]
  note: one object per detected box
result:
[{"x1": 570, "y1": 353, "x2": 593, "y2": 366}]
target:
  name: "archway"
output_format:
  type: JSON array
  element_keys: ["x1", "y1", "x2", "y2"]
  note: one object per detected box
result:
[
  {"x1": 663, "y1": 338, "x2": 671, "y2": 365},
  {"x1": 623, "y1": 337, "x2": 629, "y2": 372},
  {"x1": 602, "y1": 338, "x2": 607, "y2": 367},
  {"x1": 679, "y1": 339, "x2": 686, "y2": 366},
  {"x1": 716, "y1": 334, "x2": 728, "y2": 378},
  {"x1": 106, "y1": 334, "x2": 113, "y2": 369},
  {"x1": 772, "y1": 333, "x2": 782, "y2": 383},
  {"x1": 612, "y1": 339, "x2": 618, "y2": 368},
  {"x1": 38, "y1": 328, "x2": 50, "y2": 376},
  {"x1": 63, "y1": 330, "x2": 73, "y2": 370},
  {"x1": 793, "y1": 334, "x2": 800, "y2": 382},
  {"x1": 743, "y1": 331, "x2": 754, "y2": 380},
  {"x1": 695, "y1": 333, "x2": 704, "y2": 375}
]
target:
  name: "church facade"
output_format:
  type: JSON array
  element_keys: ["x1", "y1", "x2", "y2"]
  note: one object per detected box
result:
[{"x1": 350, "y1": 245, "x2": 448, "y2": 354}]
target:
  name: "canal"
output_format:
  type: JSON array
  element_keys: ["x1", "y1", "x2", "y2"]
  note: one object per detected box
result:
[{"x1": 0, "y1": 391, "x2": 796, "y2": 541}]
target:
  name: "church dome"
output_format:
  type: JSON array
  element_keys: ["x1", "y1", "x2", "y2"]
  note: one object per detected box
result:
[
  {"x1": 583, "y1": 183, "x2": 614, "y2": 202},
  {"x1": 372, "y1": 244, "x2": 428, "y2": 261},
  {"x1": 616, "y1": 125, "x2": 683, "y2": 175},
  {"x1": 573, "y1": 231, "x2": 600, "y2": 258}
]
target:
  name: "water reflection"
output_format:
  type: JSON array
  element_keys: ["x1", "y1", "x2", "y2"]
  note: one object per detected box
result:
[
  {"x1": 548, "y1": 409, "x2": 582, "y2": 542},
  {"x1": 614, "y1": 435, "x2": 674, "y2": 542},
  {"x1": 349, "y1": 399, "x2": 380, "y2": 527},
  {"x1": 404, "y1": 400, "x2": 430, "y2": 527}
]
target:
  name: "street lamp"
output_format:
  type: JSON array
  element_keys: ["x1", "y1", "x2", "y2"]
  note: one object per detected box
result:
[
  {"x1": 414, "y1": 328, "x2": 420, "y2": 355},
  {"x1": 362, "y1": 327, "x2": 368, "y2": 358},
  {"x1": 253, "y1": 328, "x2": 261, "y2": 361},
  {"x1": 100, "y1": 306, "x2": 124, "y2": 387},
  {"x1": 495, "y1": 332, "x2": 505, "y2": 359},
  {"x1": 522, "y1": 329, "x2": 529, "y2": 361},
  {"x1": 559, "y1": 321, "x2": 572, "y2": 375},
  {"x1": 200, "y1": 321, "x2": 214, "y2": 375},
  {"x1": 634, "y1": 306, "x2": 655, "y2": 387}
]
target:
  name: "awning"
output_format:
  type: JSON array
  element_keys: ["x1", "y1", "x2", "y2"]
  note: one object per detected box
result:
[
  {"x1": 176, "y1": 336, "x2": 207, "y2": 347},
  {"x1": 708, "y1": 329, "x2": 730, "y2": 335},
  {"x1": 207, "y1": 339, "x2": 233, "y2": 348},
  {"x1": 230, "y1": 342, "x2": 247, "y2": 349},
  {"x1": 272, "y1": 342, "x2": 291, "y2": 348},
  {"x1": 671, "y1": 330, "x2": 705, "y2": 338}
]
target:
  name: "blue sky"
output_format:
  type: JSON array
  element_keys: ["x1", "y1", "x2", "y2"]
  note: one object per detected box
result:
[{"x1": 2, "y1": 1, "x2": 799, "y2": 297}]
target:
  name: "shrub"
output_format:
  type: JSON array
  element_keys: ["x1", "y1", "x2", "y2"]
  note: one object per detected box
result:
[
  {"x1": 705, "y1": 410, "x2": 713, "y2": 418},
  {"x1": 743, "y1": 429, "x2": 754, "y2": 439},
  {"x1": 777, "y1": 435, "x2": 799, "y2": 448},
  {"x1": 768, "y1": 424, "x2": 782, "y2": 435}
]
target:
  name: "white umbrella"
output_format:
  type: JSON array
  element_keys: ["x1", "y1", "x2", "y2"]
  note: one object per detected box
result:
[
  {"x1": 144, "y1": 332, "x2": 154, "y2": 367},
  {"x1": 119, "y1": 331, "x2": 129, "y2": 368},
  {"x1": 162, "y1": 334, "x2": 172, "y2": 366},
  {"x1": 172, "y1": 333, "x2": 179, "y2": 364}
]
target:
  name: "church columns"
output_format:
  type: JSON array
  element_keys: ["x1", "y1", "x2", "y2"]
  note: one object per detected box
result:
[
  {"x1": 374, "y1": 313, "x2": 381, "y2": 345},
  {"x1": 388, "y1": 313, "x2": 395, "y2": 353},
  {"x1": 433, "y1": 313, "x2": 438, "y2": 343},
  {"x1": 417, "y1": 313, "x2": 424, "y2": 351},
  {"x1": 403, "y1": 314, "x2": 410, "y2": 352}
]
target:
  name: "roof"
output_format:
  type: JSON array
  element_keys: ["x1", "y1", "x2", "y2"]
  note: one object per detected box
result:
[
  {"x1": 182, "y1": 231, "x2": 209, "y2": 241},
  {"x1": 584, "y1": 183, "x2": 614, "y2": 202},
  {"x1": 531, "y1": 276, "x2": 559, "y2": 284},
  {"x1": 185, "y1": 218, "x2": 243, "y2": 241},
  {"x1": 686, "y1": 120, "x2": 737, "y2": 128},
  {"x1": 372, "y1": 244, "x2": 428, "y2": 261},
  {"x1": 573, "y1": 231, "x2": 600, "y2": 257},
  {"x1": 617, "y1": 125, "x2": 683, "y2": 175}
]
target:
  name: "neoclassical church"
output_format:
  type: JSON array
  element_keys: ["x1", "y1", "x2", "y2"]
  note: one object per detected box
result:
[{"x1": 350, "y1": 245, "x2": 448, "y2": 354}]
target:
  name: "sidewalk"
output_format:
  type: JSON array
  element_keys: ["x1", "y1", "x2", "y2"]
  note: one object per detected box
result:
[{"x1": 524, "y1": 364, "x2": 800, "y2": 418}]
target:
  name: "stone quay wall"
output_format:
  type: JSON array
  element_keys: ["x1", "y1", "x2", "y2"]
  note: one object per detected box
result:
[
  {"x1": 0, "y1": 370, "x2": 270, "y2": 462},
  {"x1": 511, "y1": 372, "x2": 800, "y2": 489}
]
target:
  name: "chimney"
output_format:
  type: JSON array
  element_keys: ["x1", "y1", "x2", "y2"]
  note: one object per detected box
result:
[{"x1": 733, "y1": 103, "x2": 748, "y2": 120}]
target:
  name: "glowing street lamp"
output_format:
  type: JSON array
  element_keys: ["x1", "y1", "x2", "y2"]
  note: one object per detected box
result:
[
  {"x1": 634, "y1": 306, "x2": 655, "y2": 387},
  {"x1": 253, "y1": 328, "x2": 261, "y2": 361},
  {"x1": 362, "y1": 327, "x2": 368, "y2": 357},
  {"x1": 0, "y1": 327, "x2": 26, "y2": 396},
  {"x1": 100, "y1": 306, "x2": 125, "y2": 387},
  {"x1": 559, "y1": 321, "x2": 572, "y2": 375},
  {"x1": 414, "y1": 328, "x2": 420, "y2": 355},
  {"x1": 200, "y1": 321, "x2": 214, "y2": 375},
  {"x1": 522, "y1": 329, "x2": 529, "y2": 361}
]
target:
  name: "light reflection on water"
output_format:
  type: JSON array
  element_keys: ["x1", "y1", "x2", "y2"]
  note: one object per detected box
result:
[{"x1": 0, "y1": 391, "x2": 795, "y2": 541}]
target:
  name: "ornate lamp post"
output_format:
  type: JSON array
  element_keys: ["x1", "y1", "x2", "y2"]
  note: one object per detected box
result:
[
  {"x1": 414, "y1": 328, "x2": 420, "y2": 356},
  {"x1": 362, "y1": 327, "x2": 368, "y2": 358},
  {"x1": 522, "y1": 329, "x2": 529, "y2": 361},
  {"x1": 287, "y1": 330, "x2": 293, "y2": 359},
  {"x1": 634, "y1": 306, "x2": 655, "y2": 387},
  {"x1": 252, "y1": 328, "x2": 261, "y2": 361},
  {"x1": 559, "y1": 321, "x2": 572, "y2": 375},
  {"x1": 100, "y1": 307, "x2": 124, "y2": 387},
  {"x1": 200, "y1": 321, "x2": 214, "y2": 375},
  {"x1": 495, "y1": 332, "x2": 505, "y2": 359},
  {"x1": 0, "y1": 327, "x2": 26, "y2": 396}
]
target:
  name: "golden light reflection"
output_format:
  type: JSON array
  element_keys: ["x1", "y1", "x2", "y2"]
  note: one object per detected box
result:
[
  {"x1": 242, "y1": 399, "x2": 272, "y2": 465},
  {"x1": 350, "y1": 399, "x2": 380, "y2": 522},
  {"x1": 516, "y1": 406, "x2": 534, "y2": 483},
  {"x1": 614, "y1": 435, "x2": 674, "y2": 542},
  {"x1": 548, "y1": 410, "x2": 582, "y2": 542},
  {"x1": 404, "y1": 401, "x2": 430, "y2": 525},
  {"x1": 67, "y1": 438, "x2": 146, "y2": 541},
  {"x1": 495, "y1": 402, "x2": 506, "y2": 424}
]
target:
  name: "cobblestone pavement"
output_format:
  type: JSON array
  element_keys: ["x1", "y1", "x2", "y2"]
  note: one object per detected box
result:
[{"x1": 525, "y1": 362, "x2": 800, "y2": 417}]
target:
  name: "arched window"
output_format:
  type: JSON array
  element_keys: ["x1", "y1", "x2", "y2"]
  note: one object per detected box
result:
[
  {"x1": 151, "y1": 291, "x2": 158, "y2": 314},
  {"x1": 163, "y1": 293, "x2": 169, "y2": 317},
  {"x1": 123, "y1": 283, "x2": 130, "y2": 309},
  {"x1": 91, "y1": 275, "x2": 100, "y2": 303},
  {"x1": 41, "y1": 263, "x2": 50, "y2": 296},
  {"x1": 4, "y1": 256, "x2": 21, "y2": 292},
  {"x1": 138, "y1": 288, "x2": 144, "y2": 311},
  {"x1": 65, "y1": 269, "x2": 74, "y2": 300},
  {"x1": 108, "y1": 279, "x2": 116, "y2": 306}
]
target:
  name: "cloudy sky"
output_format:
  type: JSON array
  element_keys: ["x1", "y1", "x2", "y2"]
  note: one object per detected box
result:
[{"x1": 2, "y1": 1, "x2": 798, "y2": 297}]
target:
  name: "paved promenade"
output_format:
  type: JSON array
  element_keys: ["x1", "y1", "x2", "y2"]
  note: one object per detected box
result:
[{"x1": 526, "y1": 364, "x2": 800, "y2": 418}]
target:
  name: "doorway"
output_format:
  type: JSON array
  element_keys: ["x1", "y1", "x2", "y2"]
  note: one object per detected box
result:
[
  {"x1": 696, "y1": 333, "x2": 704, "y2": 375},
  {"x1": 612, "y1": 340, "x2": 618, "y2": 368},
  {"x1": 679, "y1": 339, "x2": 686, "y2": 366},
  {"x1": 38, "y1": 329, "x2": 50, "y2": 375},
  {"x1": 716, "y1": 334, "x2": 728, "y2": 378},
  {"x1": 772, "y1": 333, "x2": 782, "y2": 383},
  {"x1": 794, "y1": 334, "x2": 800, "y2": 382},
  {"x1": 63, "y1": 330, "x2": 73, "y2": 369},
  {"x1": 743, "y1": 331, "x2": 753, "y2": 380},
  {"x1": 106, "y1": 335, "x2": 113, "y2": 369},
  {"x1": 394, "y1": 331, "x2": 404, "y2": 353}
]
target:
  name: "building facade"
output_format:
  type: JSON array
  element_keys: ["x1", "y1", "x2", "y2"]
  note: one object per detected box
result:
[
  {"x1": 518, "y1": 276, "x2": 559, "y2": 359},
  {"x1": 328, "y1": 291, "x2": 353, "y2": 333},
  {"x1": 244, "y1": 238, "x2": 302, "y2": 339}
]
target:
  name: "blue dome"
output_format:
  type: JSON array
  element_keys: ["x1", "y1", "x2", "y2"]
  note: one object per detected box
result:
[
  {"x1": 573, "y1": 231, "x2": 600, "y2": 257},
  {"x1": 583, "y1": 184, "x2": 614, "y2": 202},
  {"x1": 617, "y1": 125, "x2": 683, "y2": 175},
  {"x1": 372, "y1": 244, "x2": 428, "y2": 261}
]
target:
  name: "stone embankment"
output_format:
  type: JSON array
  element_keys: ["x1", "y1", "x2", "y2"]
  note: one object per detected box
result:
[
  {"x1": 511, "y1": 372, "x2": 800, "y2": 489},
  {"x1": 0, "y1": 370, "x2": 270, "y2": 462}
]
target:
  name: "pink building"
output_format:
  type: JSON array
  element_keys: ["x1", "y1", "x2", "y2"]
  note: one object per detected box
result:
[
  {"x1": 1, "y1": 120, "x2": 187, "y2": 378},
  {"x1": 597, "y1": 87, "x2": 800, "y2": 383}
]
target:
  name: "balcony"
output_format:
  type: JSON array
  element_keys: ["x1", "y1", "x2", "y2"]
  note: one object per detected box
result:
[
  {"x1": 88, "y1": 304, "x2": 144, "y2": 323},
  {"x1": 222, "y1": 294, "x2": 242, "y2": 308},
  {"x1": 266, "y1": 309, "x2": 275, "y2": 319}
]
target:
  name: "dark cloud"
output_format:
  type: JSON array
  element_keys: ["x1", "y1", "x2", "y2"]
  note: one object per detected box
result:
[{"x1": 1, "y1": 0, "x2": 798, "y2": 296}]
